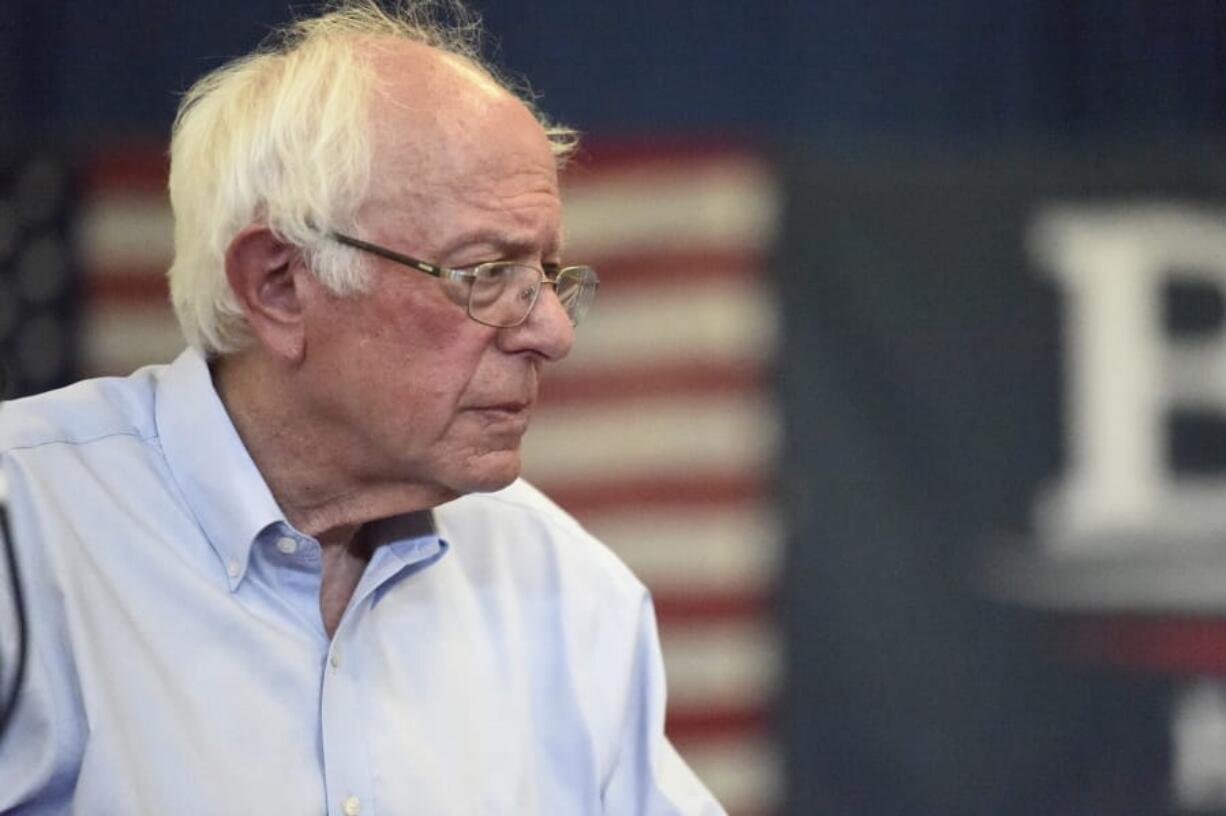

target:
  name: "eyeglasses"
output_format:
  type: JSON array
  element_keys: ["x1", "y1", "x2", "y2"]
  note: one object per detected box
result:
[{"x1": 330, "y1": 232, "x2": 598, "y2": 329}]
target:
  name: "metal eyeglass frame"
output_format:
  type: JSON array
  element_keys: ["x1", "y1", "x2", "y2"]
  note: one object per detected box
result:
[{"x1": 330, "y1": 231, "x2": 597, "y2": 328}]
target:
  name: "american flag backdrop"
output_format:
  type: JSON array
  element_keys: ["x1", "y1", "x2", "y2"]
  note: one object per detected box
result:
[{"x1": 73, "y1": 141, "x2": 784, "y2": 815}]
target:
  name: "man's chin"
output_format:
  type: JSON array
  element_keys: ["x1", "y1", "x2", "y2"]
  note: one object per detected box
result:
[{"x1": 451, "y1": 452, "x2": 522, "y2": 495}]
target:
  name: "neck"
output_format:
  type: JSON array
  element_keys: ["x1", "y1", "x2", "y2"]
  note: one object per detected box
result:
[{"x1": 211, "y1": 351, "x2": 454, "y2": 548}]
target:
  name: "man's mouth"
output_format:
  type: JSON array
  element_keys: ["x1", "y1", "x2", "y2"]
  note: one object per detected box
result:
[
  {"x1": 476, "y1": 400, "x2": 530, "y2": 412},
  {"x1": 469, "y1": 402, "x2": 532, "y2": 426}
]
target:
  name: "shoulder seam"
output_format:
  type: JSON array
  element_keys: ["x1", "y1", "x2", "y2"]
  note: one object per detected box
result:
[{"x1": 5, "y1": 427, "x2": 158, "y2": 454}]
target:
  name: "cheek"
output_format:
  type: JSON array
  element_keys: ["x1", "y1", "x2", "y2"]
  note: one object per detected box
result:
[
  {"x1": 306, "y1": 281, "x2": 496, "y2": 421},
  {"x1": 341, "y1": 283, "x2": 462, "y2": 366},
  {"x1": 362, "y1": 298, "x2": 493, "y2": 417}
]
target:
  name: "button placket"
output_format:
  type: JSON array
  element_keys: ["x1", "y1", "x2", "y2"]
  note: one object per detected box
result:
[
  {"x1": 321, "y1": 616, "x2": 374, "y2": 816},
  {"x1": 319, "y1": 542, "x2": 440, "y2": 816}
]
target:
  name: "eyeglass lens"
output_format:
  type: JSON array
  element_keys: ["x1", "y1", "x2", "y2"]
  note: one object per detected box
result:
[
  {"x1": 556, "y1": 269, "x2": 596, "y2": 324},
  {"x1": 468, "y1": 264, "x2": 596, "y2": 327}
]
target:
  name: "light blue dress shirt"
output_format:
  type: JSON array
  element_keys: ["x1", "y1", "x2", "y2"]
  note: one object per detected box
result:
[{"x1": 0, "y1": 348, "x2": 723, "y2": 815}]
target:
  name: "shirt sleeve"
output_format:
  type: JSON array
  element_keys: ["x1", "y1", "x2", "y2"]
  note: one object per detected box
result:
[
  {"x1": 0, "y1": 472, "x2": 79, "y2": 815},
  {"x1": 601, "y1": 594, "x2": 727, "y2": 816}
]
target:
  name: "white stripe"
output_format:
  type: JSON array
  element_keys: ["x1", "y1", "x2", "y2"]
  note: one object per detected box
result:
[
  {"x1": 582, "y1": 506, "x2": 781, "y2": 595},
  {"x1": 682, "y1": 736, "x2": 781, "y2": 816},
  {"x1": 83, "y1": 305, "x2": 183, "y2": 375},
  {"x1": 555, "y1": 278, "x2": 778, "y2": 371},
  {"x1": 562, "y1": 159, "x2": 779, "y2": 256},
  {"x1": 80, "y1": 194, "x2": 174, "y2": 272},
  {"x1": 79, "y1": 160, "x2": 779, "y2": 272},
  {"x1": 661, "y1": 618, "x2": 780, "y2": 708},
  {"x1": 523, "y1": 392, "x2": 778, "y2": 485}
]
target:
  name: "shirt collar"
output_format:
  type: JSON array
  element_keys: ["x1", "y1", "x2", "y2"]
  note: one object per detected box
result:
[
  {"x1": 364, "y1": 511, "x2": 449, "y2": 607},
  {"x1": 155, "y1": 348, "x2": 287, "y2": 590},
  {"x1": 153, "y1": 347, "x2": 449, "y2": 592}
]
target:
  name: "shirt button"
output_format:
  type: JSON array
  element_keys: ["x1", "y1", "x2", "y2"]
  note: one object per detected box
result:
[
  {"x1": 276, "y1": 535, "x2": 298, "y2": 555},
  {"x1": 330, "y1": 650, "x2": 341, "y2": 669},
  {"x1": 226, "y1": 560, "x2": 240, "y2": 578},
  {"x1": 342, "y1": 795, "x2": 360, "y2": 816}
]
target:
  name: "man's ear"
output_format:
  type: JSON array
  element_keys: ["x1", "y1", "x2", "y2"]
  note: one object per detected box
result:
[{"x1": 224, "y1": 225, "x2": 306, "y2": 362}]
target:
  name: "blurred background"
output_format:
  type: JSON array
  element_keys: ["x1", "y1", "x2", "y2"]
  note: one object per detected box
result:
[{"x1": 7, "y1": 1, "x2": 1226, "y2": 814}]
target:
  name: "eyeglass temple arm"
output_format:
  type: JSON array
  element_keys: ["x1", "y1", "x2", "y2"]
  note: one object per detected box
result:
[{"x1": 331, "y1": 232, "x2": 444, "y2": 278}]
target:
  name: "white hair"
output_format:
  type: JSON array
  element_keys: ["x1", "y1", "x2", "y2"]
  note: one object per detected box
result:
[{"x1": 167, "y1": 0, "x2": 578, "y2": 356}]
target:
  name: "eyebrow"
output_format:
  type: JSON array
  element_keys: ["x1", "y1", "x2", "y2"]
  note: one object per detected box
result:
[{"x1": 435, "y1": 229, "x2": 562, "y2": 265}]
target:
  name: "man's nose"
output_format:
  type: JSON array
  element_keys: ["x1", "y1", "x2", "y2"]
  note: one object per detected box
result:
[{"x1": 497, "y1": 285, "x2": 575, "y2": 361}]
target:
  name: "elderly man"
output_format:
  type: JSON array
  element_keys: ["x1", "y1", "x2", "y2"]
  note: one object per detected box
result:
[{"x1": 0, "y1": 2, "x2": 723, "y2": 813}]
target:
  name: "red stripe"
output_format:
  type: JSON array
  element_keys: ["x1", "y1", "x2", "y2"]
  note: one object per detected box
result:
[
  {"x1": 563, "y1": 137, "x2": 767, "y2": 182},
  {"x1": 540, "y1": 362, "x2": 767, "y2": 406},
  {"x1": 542, "y1": 474, "x2": 767, "y2": 517},
  {"x1": 85, "y1": 138, "x2": 761, "y2": 192},
  {"x1": 85, "y1": 270, "x2": 169, "y2": 302},
  {"x1": 667, "y1": 703, "x2": 771, "y2": 744},
  {"x1": 83, "y1": 146, "x2": 169, "y2": 194},
  {"x1": 1058, "y1": 615, "x2": 1226, "y2": 674},
  {"x1": 87, "y1": 249, "x2": 767, "y2": 296},
  {"x1": 582, "y1": 249, "x2": 765, "y2": 287},
  {"x1": 86, "y1": 139, "x2": 766, "y2": 188},
  {"x1": 655, "y1": 589, "x2": 772, "y2": 625}
]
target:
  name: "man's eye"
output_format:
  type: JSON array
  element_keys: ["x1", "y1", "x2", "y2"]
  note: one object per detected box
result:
[{"x1": 480, "y1": 264, "x2": 513, "y2": 281}]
